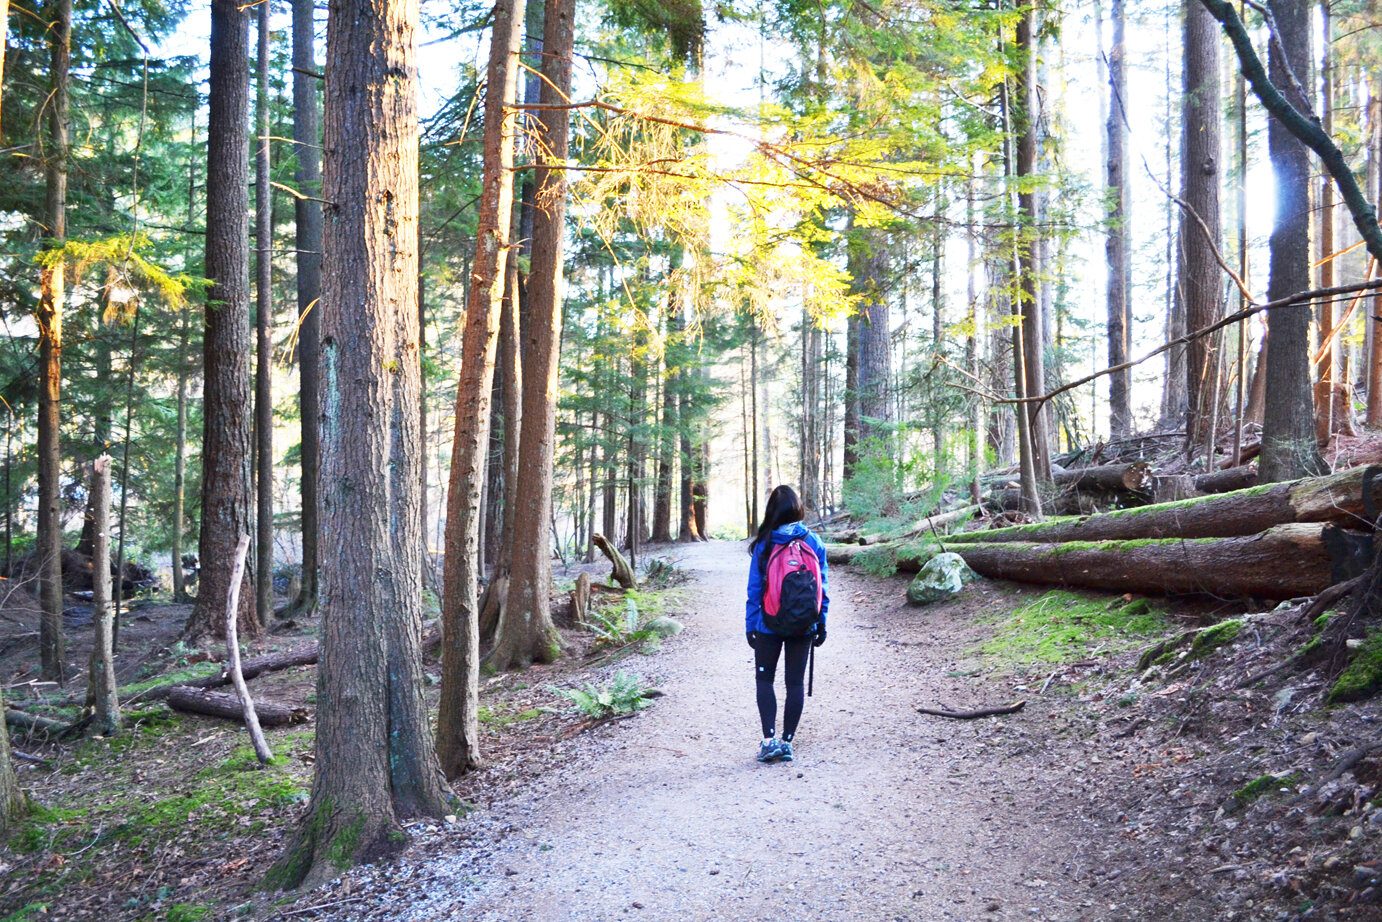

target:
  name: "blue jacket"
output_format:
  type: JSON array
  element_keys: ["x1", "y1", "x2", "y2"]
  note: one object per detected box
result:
[{"x1": 745, "y1": 522, "x2": 830, "y2": 634}]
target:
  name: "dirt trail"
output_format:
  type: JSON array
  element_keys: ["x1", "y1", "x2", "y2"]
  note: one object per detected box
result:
[{"x1": 313, "y1": 541, "x2": 1107, "y2": 921}]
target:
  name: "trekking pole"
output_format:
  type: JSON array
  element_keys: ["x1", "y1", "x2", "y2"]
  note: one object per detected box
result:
[{"x1": 808, "y1": 639, "x2": 815, "y2": 697}]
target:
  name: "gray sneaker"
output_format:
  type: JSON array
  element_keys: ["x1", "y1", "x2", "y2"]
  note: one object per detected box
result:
[{"x1": 756, "y1": 740, "x2": 782, "y2": 763}]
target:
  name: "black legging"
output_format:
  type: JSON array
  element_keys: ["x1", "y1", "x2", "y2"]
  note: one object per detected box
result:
[{"x1": 753, "y1": 632, "x2": 812, "y2": 741}]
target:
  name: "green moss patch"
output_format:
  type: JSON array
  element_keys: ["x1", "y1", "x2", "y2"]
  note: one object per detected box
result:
[
  {"x1": 1190, "y1": 619, "x2": 1243, "y2": 658},
  {"x1": 1329, "y1": 630, "x2": 1382, "y2": 703},
  {"x1": 977, "y1": 589, "x2": 1169, "y2": 667},
  {"x1": 478, "y1": 704, "x2": 545, "y2": 727},
  {"x1": 1230, "y1": 772, "x2": 1301, "y2": 811}
]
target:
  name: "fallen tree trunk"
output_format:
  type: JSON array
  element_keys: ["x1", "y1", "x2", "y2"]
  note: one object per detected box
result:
[
  {"x1": 5, "y1": 708, "x2": 68, "y2": 735},
  {"x1": 1194, "y1": 465, "x2": 1259, "y2": 494},
  {"x1": 953, "y1": 523, "x2": 1337, "y2": 597},
  {"x1": 858, "y1": 504, "x2": 983, "y2": 545},
  {"x1": 166, "y1": 687, "x2": 309, "y2": 727},
  {"x1": 126, "y1": 646, "x2": 319, "y2": 704},
  {"x1": 952, "y1": 465, "x2": 1382, "y2": 546},
  {"x1": 1054, "y1": 461, "x2": 1153, "y2": 492}
]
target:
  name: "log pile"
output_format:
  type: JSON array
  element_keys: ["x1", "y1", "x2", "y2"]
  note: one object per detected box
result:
[{"x1": 830, "y1": 465, "x2": 1382, "y2": 600}]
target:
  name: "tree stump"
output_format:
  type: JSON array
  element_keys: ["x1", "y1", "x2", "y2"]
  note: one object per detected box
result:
[{"x1": 571, "y1": 571, "x2": 591, "y2": 628}]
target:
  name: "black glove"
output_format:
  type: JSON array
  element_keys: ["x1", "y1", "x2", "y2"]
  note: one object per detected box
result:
[
  {"x1": 746, "y1": 630, "x2": 758, "y2": 649},
  {"x1": 813, "y1": 628, "x2": 827, "y2": 648}
]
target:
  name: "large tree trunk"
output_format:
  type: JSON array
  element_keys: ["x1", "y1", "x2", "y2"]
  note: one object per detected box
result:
[
  {"x1": 651, "y1": 287, "x2": 676, "y2": 543},
  {"x1": 188, "y1": 0, "x2": 255, "y2": 642},
  {"x1": 1180, "y1": 0, "x2": 1223, "y2": 452},
  {"x1": 290, "y1": 0, "x2": 323, "y2": 615},
  {"x1": 1369, "y1": 92, "x2": 1382, "y2": 428},
  {"x1": 853, "y1": 229, "x2": 892, "y2": 451},
  {"x1": 953, "y1": 523, "x2": 1336, "y2": 597},
  {"x1": 1014, "y1": 4, "x2": 1051, "y2": 482},
  {"x1": 478, "y1": 260, "x2": 524, "y2": 643},
  {"x1": 270, "y1": 0, "x2": 450, "y2": 887},
  {"x1": 83, "y1": 457, "x2": 119, "y2": 736},
  {"x1": 843, "y1": 311, "x2": 860, "y2": 476},
  {"x1": 436, "y1": 0, "x2": 525, "y2": 780},
  {"x1": 0, "y1": 685, "x2": 22, "y2": 838},
  {"x1": 801, "y1": 309, "x2": 822, "y2": 516},
  {"x1": 954, "y1": 465, "x2": 1382, "y2": 545},
  {"x1": 1105, "y1": 0, "x2": 1132, "y2": 438},
  {"x1": 171, "y1": 308, "x2": 191, "y2": 602},
  {"x1": 1260, "y1": 0, "x2": 1324, "y2": 481},
  {"x1": 36, "y1": 0, "x2": 71, "y2": 685},
  {"x1": 494, "y1": 0, "x2": 574, "y2": 672},
  {"x1": 678, "y1": 363, "x2": 699, "y2": 540},
  {"x1": 1316, "y1": 2, "x2": 1337, "y2": 440},
  {"x1": 254, "y1": 0, "x2": 274, "y2": 631}
]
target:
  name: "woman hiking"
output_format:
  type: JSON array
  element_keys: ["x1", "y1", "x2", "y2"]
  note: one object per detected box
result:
[{"x1": 745, "y1": 485, "x2": 829, "y2": 763}]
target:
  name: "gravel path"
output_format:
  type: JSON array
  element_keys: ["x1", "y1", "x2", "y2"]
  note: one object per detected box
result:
[{"x1": 318, "y1": 541, "x2": 1111, "y2": 921}]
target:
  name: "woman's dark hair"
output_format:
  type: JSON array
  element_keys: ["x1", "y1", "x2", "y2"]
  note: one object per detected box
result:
[{"x1": 753, "y1": 485, "x2": 805, "y2": 573}]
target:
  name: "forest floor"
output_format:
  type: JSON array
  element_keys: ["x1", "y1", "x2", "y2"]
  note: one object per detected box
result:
[{"x1": 2, "y1": 540, "x2": 1381, "y2": 921}]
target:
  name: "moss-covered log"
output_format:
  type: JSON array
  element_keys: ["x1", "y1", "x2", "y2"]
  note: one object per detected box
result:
[
  {"x1": 952, "y1": 465, "x2": 1382, "y2": 546},
  {"x1": 954, "y1": 523, "x2": 1336, "y2": 597}
]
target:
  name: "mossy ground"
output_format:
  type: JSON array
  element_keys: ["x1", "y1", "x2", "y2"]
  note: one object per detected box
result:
[
  {"x1": 5, "y1": 722, "x2": 312, "y2": 919},
  {"x1": 976, "y1": 589, "x2": 1170, "y2": 669},
  {"x1": 1329, "y1": 629, "x2": 1382, "y2": 703},
  {"x1": 1230, "y1": 772, "x2": 1302, "y2": 810}
]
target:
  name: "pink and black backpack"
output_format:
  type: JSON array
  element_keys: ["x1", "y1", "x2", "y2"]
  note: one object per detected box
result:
[{"x1": 761, "y1": 538, "x2": 823, "y2": 637}]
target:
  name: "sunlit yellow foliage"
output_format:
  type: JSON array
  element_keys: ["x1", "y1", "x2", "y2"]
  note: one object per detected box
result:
[{"x1": 35, "y1": 233, "x2": 200, "y2": 321}]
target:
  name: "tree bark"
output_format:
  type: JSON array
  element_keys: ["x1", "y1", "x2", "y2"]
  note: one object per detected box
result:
[
  {"x1": 494, "y1": 0, "x2": 573, "y2": 672},
  {"x1": 254, "y1": 0, "x2": 275, "y2": 631},
  {"x1": 1316, "y1": 1, "x2": 1336, "y2": 440},
  {"x1": 1015, "y1": 3, "x2": 1051, "y2": 481},
  {"x1": 271, "y1": 0, "x2": 450, "y2": 887},
  {"x1": 651, "y1": 285, "x2": 676, "y2": 543},
  {"x1": 291, "y1": 0, "x2": 323, "y2": 615},
  {"x1": 188, "y1": 0, "x2": 255, "y2": 642},
  {"x1": 36, "y1": 0, "x2": 71, "y2": 685},
  {"x1": 0, "y1": 687, "x2": 23, "y2": 838},
  {"x1": 1106, "y1": 0, "x2": 1132, "y2": 438},
  {"x1": 1181, "y1": 0, "x2": 1223, "y2": 451},
  {"x1": 436, "y1": 0, "x2": 525, "y2": 780},
  {"x1": 83, "y1": 457, "x2": 119, "y2": 736},
  {"x1": 843, "y1": 311, "x2": 860, "y2": 476},
  {"x1": 171, "y1": 308, "x2": 191, "y2": 602},
  {"x1": 1260, "y1": 0, "x2": 1323, "y2": 481},
  {"x1": 1369, "y1": 92, "x2": 1382, "y2": 428}
]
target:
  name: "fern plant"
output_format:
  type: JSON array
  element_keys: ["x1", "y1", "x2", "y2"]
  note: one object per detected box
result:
[{"x1": 551, "y1": 670, "x2": 653, "y2": 718}]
